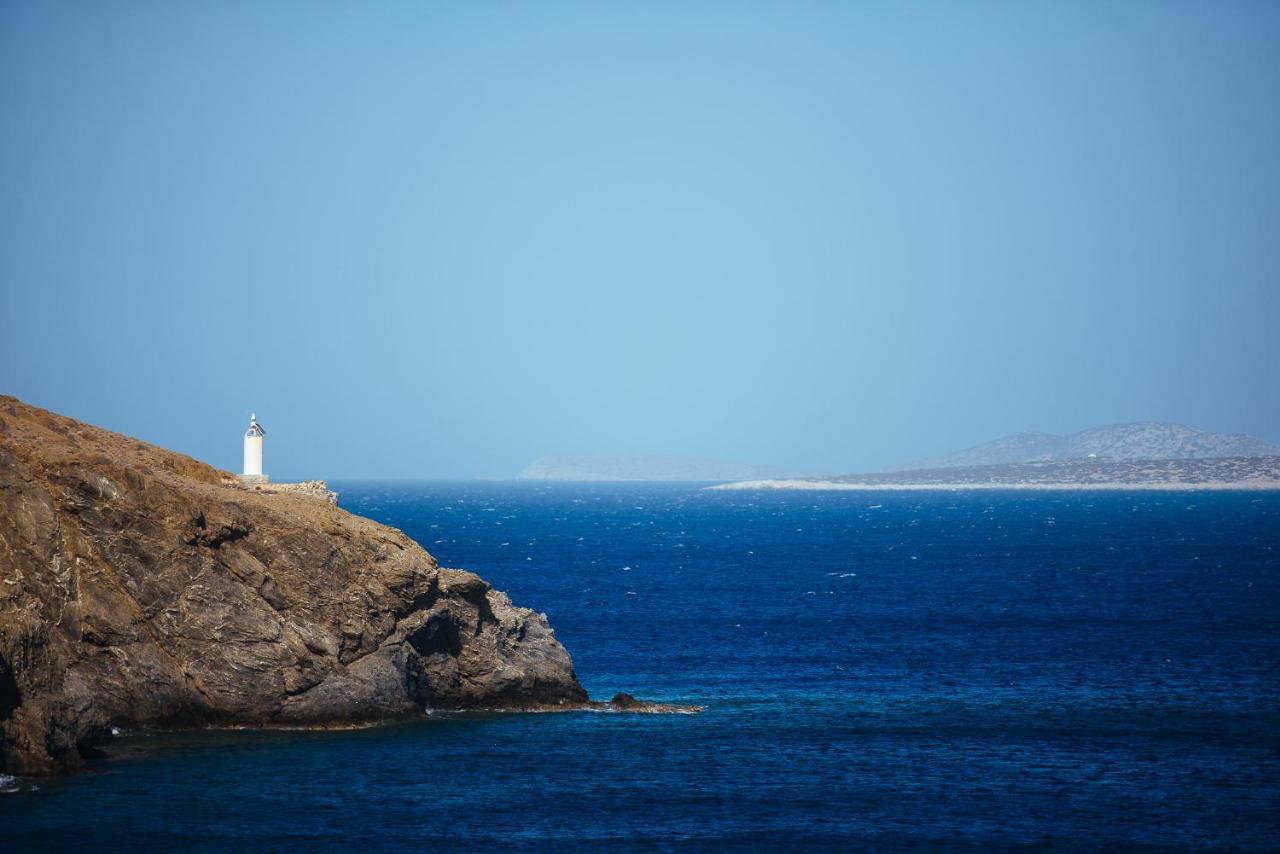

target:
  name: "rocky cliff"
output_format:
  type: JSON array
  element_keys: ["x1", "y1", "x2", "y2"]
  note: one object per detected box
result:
[{"x1": 0, "y1": 397, "x2": 588, "y2": 774}]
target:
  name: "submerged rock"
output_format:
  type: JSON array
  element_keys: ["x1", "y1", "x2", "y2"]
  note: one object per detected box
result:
[
  {"x1": 601, "y1": 693, "x2": 703, "y2": 714},
  {"x1": 0, "y1": 396, "x2": 589, "y2": 774}
]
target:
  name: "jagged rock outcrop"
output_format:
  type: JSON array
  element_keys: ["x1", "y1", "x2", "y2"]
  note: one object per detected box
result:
[{"x1": 0, "y1": 397, "x2": 587, "y2": 774}]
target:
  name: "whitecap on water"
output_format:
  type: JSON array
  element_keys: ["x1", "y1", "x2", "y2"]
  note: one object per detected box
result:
[{"x1": 0, "y1": 774, "x2": 21, "y2": 793}]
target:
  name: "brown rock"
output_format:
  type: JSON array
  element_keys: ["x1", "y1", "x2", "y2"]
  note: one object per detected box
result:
[{"x1": 0, "y1": 397, "x2": 587, "y2": 774}]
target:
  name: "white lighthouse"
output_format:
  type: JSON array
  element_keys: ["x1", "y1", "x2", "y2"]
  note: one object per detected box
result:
[{"x1": 241, "y1": 413, "x2": 268, "y2": 483}]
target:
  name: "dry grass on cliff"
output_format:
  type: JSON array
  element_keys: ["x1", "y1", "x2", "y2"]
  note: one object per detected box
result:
[
  {"x1": 0, "y1": 396, "x2": 403, "y2": 541},
  {"x1": 1, "y1": 395, "x2": 229, "y2": 485}
]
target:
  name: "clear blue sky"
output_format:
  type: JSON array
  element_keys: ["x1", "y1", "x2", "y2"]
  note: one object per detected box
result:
[{"x1": 3, "y1": 1, "x2": 1278, "y2": 479}]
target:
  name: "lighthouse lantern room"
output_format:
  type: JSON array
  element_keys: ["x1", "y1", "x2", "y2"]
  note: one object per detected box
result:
[{"x1": 241, "y1": 413, "x2": 268, "y2": 483}]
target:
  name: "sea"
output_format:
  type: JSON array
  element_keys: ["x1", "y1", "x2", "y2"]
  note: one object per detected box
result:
[{"x1": 3, "y1": 483, "x2": 1278, "y2": 850}]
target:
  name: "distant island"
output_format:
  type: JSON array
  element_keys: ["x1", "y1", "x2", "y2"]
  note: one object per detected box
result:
[
  {"x1": 903, "y1": 422, "x2": 1280, "y2": 469},
  {"x1": 518, "y1": 454, "x2": 781, "y2": 482},
  {"x1": 712, "y1": 456, "x2": 1280, "y2": 491},
  {"x1": 712, "y1": 422, "x2": 1280, "y2": 492}
]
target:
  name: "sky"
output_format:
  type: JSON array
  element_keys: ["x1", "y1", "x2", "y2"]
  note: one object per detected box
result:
[{"x1": 2, "y1": 1, "x2": 1279, "y2": 479}]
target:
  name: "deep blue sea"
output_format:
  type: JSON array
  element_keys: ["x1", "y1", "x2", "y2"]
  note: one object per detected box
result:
[{"x1": 4, "y1": 483, "x2": 1279, "y2": 849}]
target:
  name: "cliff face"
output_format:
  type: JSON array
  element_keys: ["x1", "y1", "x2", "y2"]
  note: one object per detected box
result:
[{"x1": 0, "y1": 397, "x2": 586, "y2": 774}]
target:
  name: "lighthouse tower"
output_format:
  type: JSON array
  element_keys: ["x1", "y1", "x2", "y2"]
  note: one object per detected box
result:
[{"x1": 241, "y1": 414, "x2": 268, "y2": 483}]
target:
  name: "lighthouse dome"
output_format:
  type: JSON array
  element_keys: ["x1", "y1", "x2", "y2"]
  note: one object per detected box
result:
[{"x1": 245, "y1": 413, "x2": 265, "y2": 438}]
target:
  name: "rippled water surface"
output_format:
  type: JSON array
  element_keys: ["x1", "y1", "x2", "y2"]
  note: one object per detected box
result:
[{"x1": 4, "y1": 484, "x2": 1278, "y2": 849}]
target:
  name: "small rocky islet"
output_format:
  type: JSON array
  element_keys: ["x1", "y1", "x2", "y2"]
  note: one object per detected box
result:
[{"x1": 0, "y1": 397, "x2": 690, "y2": 775}]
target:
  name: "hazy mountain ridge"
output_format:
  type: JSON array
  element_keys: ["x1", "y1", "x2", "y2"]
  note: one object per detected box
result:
[
  {"x1": 711, "y1": 456, "x2": 1280, "y2": 491},
  {"x1": 518, "y1": 454, "x2": 781, "y2": 482},
  {"x1": 907, "y1": 422, "x2": 1280, "y2": 470}
]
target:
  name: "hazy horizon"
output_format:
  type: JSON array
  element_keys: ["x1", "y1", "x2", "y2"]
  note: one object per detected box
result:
[{"x1": 4, "y1": 2, "x2": 1279, "y2": 479}]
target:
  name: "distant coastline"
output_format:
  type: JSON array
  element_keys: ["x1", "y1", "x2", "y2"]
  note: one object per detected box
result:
[
  {"x1": 902, "y1": 422, "x2": 1280, "y2": 470},
  {"x1": 709, "y1": 479, "x2": 1280, "y2": 492},
  {"x1": 708, "y1": 456, "x2": 1280, "y2": 492}
]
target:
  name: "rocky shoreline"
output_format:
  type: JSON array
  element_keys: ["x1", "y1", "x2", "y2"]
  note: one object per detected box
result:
[{"x1": 0, "y1": 397, "x2": 691, "y2": 775}]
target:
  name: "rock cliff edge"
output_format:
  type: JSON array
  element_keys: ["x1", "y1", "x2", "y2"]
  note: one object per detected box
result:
[{"x1": 0, "y1": 397, "x2": 588, "y2": 774}]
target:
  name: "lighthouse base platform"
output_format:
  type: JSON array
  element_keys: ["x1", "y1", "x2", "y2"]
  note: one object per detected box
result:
[
  {"x1": 238, "y1": 474, "x2": 269, "y2": 484},
  {"x1": 226, "y1": 477, "x2": 338, "y2": 506}
]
